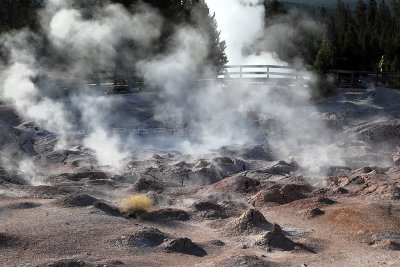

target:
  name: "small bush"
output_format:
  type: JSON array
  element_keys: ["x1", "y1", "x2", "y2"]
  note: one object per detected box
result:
[{"x1": 121, "y1": 194, "x2": 152, "y2": 213}]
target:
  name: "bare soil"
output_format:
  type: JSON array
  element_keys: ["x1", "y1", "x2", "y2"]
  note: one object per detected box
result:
[{"x1": 1, "y1": 88, "x2": 400, "y2": 266}]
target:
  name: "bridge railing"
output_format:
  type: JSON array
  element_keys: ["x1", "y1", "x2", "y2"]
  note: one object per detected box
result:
[
  {"x1": 37, "y1": 65, "x2": 305, "y2": 95},
  {"x1": 219, "y1": 65, "x2": 302, "y2": 80},
  {"x1": 337, "y1": 69, "x2": 400, "y2": 87}
]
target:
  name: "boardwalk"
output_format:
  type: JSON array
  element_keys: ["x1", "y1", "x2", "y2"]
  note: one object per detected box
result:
[
  {"x1": 337, "y1": 70, "x2": 400, "y2": 88},
  {"x1": 40, "y1": 65, "x2": 307, "y2": 95}
]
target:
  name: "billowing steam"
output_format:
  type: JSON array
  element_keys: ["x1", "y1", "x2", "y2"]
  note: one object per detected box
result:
[
  {"x1": 0, "y1": 1, "x2": 162, "y2": 173},
  {"x1": 0, "y1": 0, "x2": 348, "y2": 179},
  {"x1": 206, "y1": 0, "x2": 284, "y2": 65}
]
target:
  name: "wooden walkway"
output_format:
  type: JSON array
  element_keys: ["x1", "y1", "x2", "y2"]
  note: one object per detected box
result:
[
  {"x1": 40, "y1": 65, "x2": 306, "y2": 95},
  {"x1": 337, "y1": 70, "x2": 400, "y2": 87},
  {"x1": 219, "y1": 65, "x2": 304, "y2": 81}
]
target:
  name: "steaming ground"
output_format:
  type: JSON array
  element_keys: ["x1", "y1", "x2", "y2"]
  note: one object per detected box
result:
[{"x1": 1, "y1": 86, "x2": 400, "y2": 266}]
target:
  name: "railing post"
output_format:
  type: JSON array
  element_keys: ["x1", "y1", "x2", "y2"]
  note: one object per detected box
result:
[
  {"x1": 267, "y1": 66, "x2": 270, "y2": 79},
  {"x1": 351, "y1": 72, "x2": 354, "y2": 87},
  {"x1": 95, "y1": 72, "x2": 100, "y2": 86},
  {"x1": 240, "y1": 65, "x2": 243, "y2": 79}
]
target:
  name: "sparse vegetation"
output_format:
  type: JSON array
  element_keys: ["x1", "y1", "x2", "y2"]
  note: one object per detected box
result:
[{"x1": 120, "y1": 194, "x2": 153, "y2": 213}]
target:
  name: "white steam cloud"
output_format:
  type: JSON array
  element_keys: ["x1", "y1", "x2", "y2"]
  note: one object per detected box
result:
[
  {"x1": 0, "y1": 1, "x2": 162, "y2": 174},
  {"x1": 0, "y1": 0, "x2": 350, "y2": 180},
  {"x1": 205, "y1": 0, "x2": 284, "y2": 65}
]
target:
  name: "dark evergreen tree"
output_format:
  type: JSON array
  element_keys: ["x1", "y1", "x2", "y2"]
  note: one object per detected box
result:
[
  {"x1": 314, "y1": 39, "x2": 334, "y2": 74},
  {"x1": 392, "y1": 0, "x2": 400, "y2": 31},
  {"x1": 320, "y1": 7, "x2": 327, "y2": 18},
  {"x1": 188, "y1": 0, "x2": 227, "y2": 73},
  {"x1": 0, "y1": 0, "x2": 43, "y2": 33},
  {"x1": 125, "y1": 0, "x2": 227, "y2": 74},
  {"x1": 264, "y1": 0, "x2": 286, "y2": 26},
  {"x1": 367, "y1": 0, "x2": 378, "y2": 25},
  {"x1": 355, "y1": 0, "x2": 367, "y2": 27},
  {"x1": 342, "y1": 23, "x2": 360, "y2": 69}
]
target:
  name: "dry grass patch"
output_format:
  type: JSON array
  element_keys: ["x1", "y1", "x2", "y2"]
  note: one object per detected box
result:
[{"x1": 120, "y1": 194, "x2": 152, "y2": 213}]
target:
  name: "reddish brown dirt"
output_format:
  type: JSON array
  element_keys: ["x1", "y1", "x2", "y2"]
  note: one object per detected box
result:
[{"x1": 1, "y1": 189, "x2": 400, "y2": 266}]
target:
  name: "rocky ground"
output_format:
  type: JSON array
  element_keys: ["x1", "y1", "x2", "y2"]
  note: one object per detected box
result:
[{"x1": 1, "y1": 87, "x2": 400, "y2": 266}]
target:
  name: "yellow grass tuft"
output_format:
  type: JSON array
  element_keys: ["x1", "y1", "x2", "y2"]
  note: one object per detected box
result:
[{"x1": 120, "y1": 194, "x2": 152, "y2": 213}]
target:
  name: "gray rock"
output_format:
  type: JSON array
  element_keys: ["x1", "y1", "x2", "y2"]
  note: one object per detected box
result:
[
  {"x1": 165, "y1": 238, "x2": 206, "y2": 256},
  {"x1": 230, "y1": 209, "x2": 272, "y2": 235}
]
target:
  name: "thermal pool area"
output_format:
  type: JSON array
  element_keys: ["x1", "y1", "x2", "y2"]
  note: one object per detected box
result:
[{"x1": 1, "y1": 86, "x2": 400, "y2": 266}]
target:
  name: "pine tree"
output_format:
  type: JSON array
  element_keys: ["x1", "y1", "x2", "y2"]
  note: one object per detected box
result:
[
  {"x1": 117, "y1": 0, "x2": 228, "y2": 75},
  {"x1": 188, "y1": 0, "x2": 228, "y2": 73},
  {"x1": 367, "y1": 0, "x2": 378, "y2": 25},
  {"x1": 391, "y1": 55, "x2": 400, "y2": 71},
  {"x1": 264, "y1": 0, "x2": 286, "y2": 26},
  {"x1": 314, "y1": 39, "x2": 334, "y2": 74},
  {"x1": 342, "y1": 23, "x2": 360, "y2": 69},
  {"x1": 392, "y1": 0, "x2": 400, "y2": 32},
  {"x1": 355, "y1": 0, "x2": 367, "y2": 27},
  {"x1": 0, "y1": 0, "x2": 43, "y2": 32}
]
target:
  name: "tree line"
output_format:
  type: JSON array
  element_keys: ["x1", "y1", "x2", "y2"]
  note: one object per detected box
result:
[
  {"x1": 4, "y1": 0, "x2": 397, "y2": 75},
  {"x1": 265, "y1": 0, "x2": 400, "y2": 73},
  {"x1": 0, "y1": 0, "x2": 227, "y2": 75},
  {"x1": 327, "y1": 0, "x2": 400, "y2": 72}
]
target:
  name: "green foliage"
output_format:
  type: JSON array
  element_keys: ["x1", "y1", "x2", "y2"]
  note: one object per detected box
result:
[
  {"x1": 391, "y1": 56, "x2": 400, "y2": 72},
  {"x1": 319, "y1": 0, "x2": 400, "y2": 71},
  {"x1": 121, "y1": 0, "x2": 228, "y2": 75},
  {"x1": 0, "y1": 0, "x2": 43, "y2": 33},
  {"x1": 264, "y1": 0, "x2": 287, "y2": 23},
  {"x1": 0, "y1": 0, "x2": 227, "y2": 76},
  {"x1": 314, "y1": 39, "x2": 334, "y2": 74},
  {"x1": 265, "y1": 0, "x2": 400, "y2": 72}
]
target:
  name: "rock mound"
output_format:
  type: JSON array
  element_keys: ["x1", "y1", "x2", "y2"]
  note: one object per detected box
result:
[
  {"x1": 190, "y1": 200, "x2": 228, "y2": 219},
  {"x1": 0, "y1": 119, "x2": 21, "y2": 150},
  {"x1": 254, "y1": 224, "x2": 296, "y2": 251},
  {"x1": 119, "y1": 227, "x2": 169, "y2": 248},
  {"x1": 144, "y1": 165, "x2": 220, "y2": 187},
  {"x1": 0, "y1": 167, "x2": 26, "y2": 185},
  {"x1": 188, "y1": 164, "x2": 222, "y2": 186},
  {"x1": 250, "y1": 185, "x2": 305, "y2": 206},
  {"x1": 63, "y1": 171, "x2": 107, "y2": 182},
  {"x1": 240, "y1": 146, "x2": 273, "y2": 160},
  {"x1": 267, "y1": 161, "x2": 297, "y2": 175},
  {"x1": 0, "y1": 233, "x2": 19, "y2": 248},
  {"x1": 229, "y1": 209, "x2": 272, "y2": 235},
  {"x1": 93, "y1": 201, "x2": 121, "y2": 216},
  {"x1": 143, "y1": 208, "x2": 190, "y2": 222},
  {"x1": 212, "y1": 157, "x2": 247, "y2": 177},
  {"x1": 165, "y1": 237, "x2": 206, "y2": 256},
  {"x1": 378, "y1": 240, "x2": 400, "y2": 251},
  {"x1": 131, "y1": 178, "x2": 163, "y2": 192},
  {"x1": 303, "y1": 208, "x2": 325, "y2": 218},
  {"x1": 0, "y1": 105, "x2": 22, "y2": 127},
  {"x1": 209, "y1": 175, "x2": 260, "y2": 194},
  {"x1": 57, "y1": 194, "x2": 98, "y2": 207}
]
